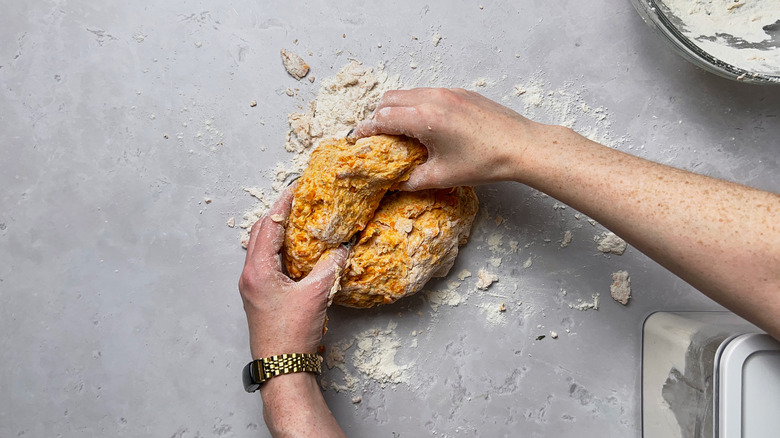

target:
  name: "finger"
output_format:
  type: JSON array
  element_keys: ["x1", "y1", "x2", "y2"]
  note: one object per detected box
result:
[
  {"x1": 353, "y1": 106, "x2": 430, "y2": 139},
  {"x1": 256, "y1": 186, "x2": 296, "y2": 262},
  {"x1": 244, "y1": 216, "x2": 264, "y2": 265},
  {"x1": 300, "y1": 245, "x2": 349, "y2": 293},
  {"x1": 396, "y1": 162, "x2": 440, "y2": 191},
  {"x1": 375, "y1": 88, "x2": 440, "y2": 109}
]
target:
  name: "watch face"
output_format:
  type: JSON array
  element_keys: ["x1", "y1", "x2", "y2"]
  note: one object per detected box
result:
[{"x1": 243, "y1": 361, "x2": 261, "y2": 393}]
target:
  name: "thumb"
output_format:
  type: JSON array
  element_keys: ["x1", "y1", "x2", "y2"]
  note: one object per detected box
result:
[
  {"x1": 397, "y1": 164, "x2": 434, "y2": 191},
  {"x1": 301, "y1": 245, "x2": 350, "y2": 292}
]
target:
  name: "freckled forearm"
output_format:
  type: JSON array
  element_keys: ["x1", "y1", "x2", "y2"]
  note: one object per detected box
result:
[
  {"x1": 512, "y1": 125, "x2": 780, "y2": 337},
  {"x1": 261, "y1": 373, "x2": 346, "y2": 438}
]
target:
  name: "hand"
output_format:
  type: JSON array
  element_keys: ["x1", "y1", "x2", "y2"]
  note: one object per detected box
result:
[
  {"x1": 238, "y1": 186, "x2": 349, "y2": 359},
  {"x1": 352, "y1": 88, "x2": 546, "y2": 190}
]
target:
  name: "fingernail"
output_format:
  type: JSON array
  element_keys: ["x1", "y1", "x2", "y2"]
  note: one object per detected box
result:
[{"x1": 286, "y1": 174, "x2": 301, "y2": 187}]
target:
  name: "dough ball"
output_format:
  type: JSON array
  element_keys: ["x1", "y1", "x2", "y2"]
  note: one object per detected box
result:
[
  {"x1": 335, "y1": 187, "x2": 479, "y2": 308},
  {"x1": 283, "y1": 135, "x2": 427, "y2": 279}
]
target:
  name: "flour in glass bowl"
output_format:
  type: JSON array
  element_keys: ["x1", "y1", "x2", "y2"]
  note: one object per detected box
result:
[{"x1": 659, "y1": 0, "x2": 780, "y2": 74}]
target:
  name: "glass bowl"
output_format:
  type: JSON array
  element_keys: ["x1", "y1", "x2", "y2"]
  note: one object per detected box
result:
[{"x1": 631, "y1": 0, "x2": 780, "y2": 85}]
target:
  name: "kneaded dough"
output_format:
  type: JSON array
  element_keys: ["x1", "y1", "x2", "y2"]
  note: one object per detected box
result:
[
  {"x1": 283, "y1": 134, "x2": 427, "y2": 279},
  {"x1": 335, "y1": 187, "x2": 478, "y2": 308},
  {"x1": 282, "y1": 134, "x2": 479, "y2": 308}
]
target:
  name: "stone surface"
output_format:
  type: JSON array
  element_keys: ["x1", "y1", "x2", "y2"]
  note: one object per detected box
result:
[{"x1": 1, "y1": 1, "x2": 778, "y2": 437}]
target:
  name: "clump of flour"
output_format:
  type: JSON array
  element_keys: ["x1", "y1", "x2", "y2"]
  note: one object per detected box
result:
[
  {"x1": 569, "y1": 293, "x2": 600, "y2": 311},
  {"x1": 596, "y1": 231, "x2": 628, "y2": 255},
  {"x1": 610, "y1": 270, "x2": 632, "y2": 305}
]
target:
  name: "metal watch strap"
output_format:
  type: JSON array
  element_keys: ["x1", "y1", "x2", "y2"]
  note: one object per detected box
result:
[{"x1": 243, "y1": 353, "x2": 322, "y2": 393}]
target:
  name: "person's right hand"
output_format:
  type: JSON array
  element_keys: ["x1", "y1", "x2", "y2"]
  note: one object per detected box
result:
[{"x1": 352, "y1": 88, "x2": 549, "y2": 190}]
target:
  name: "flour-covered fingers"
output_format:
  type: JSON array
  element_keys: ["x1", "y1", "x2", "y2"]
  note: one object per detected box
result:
[
  {"x1": 257, "y1": 186, "x2": 295, "y2": 264},
  {"x1": 375, "y1": 88, "x2": 443, "y2": 109},
  {"x1": 353, "y1": 106, "x2": 431, "y2": 140}
]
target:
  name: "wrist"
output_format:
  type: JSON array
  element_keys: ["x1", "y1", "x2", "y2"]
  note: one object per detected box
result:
[
  {"x1": 508, "y1": 124, "x2": 584, "y2": 186},
  {"x1": 260, "y1": 372, "x2": 326, "y2": 434}
]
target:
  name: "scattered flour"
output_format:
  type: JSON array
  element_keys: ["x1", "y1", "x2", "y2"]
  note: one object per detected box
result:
[
  {"x1": 476, "y1": 269, "x2": 499, "y2": 290},
  {"x1": 324, "y1": 322, "x2": 412, "y2": 392},
  {"x1": 487, "y1": 233, "x2": 504, "y2": 253},
  {"x1": 457, "y1": 269, "x2": 472, "y2": 281},
  {"x1": 477, "y1": 301, "x2": 508, "y2": 326},
  {"x1": 610, "y1": 270, "x2": 632, "y2": 305},
  {"x1": 426, "y1": 281, "x2": 464, "y2": 311},
  {"x1": 323, "y1": 339, "x2": 360, "y2": 393},
  {"x1": 596, "y1": 232, "x2": 628, "y2": 255},
  {"x1": 280, "y1": 49, "x2": 310, "y2": 80},
  {"x1": 508, "y1": 77, "x2": 627, "y2": 149},
  {"x1": 239, "y1": 187, "x2": 271, "y2": 247},
  {"x1": 238, "y1": 61, "x2": 399, "y2": 240},
  {"x1": 561, "y1": 230, "x2": 573, "y2": 248},
  {"x1": 352, "y1": 321, "x2": 410, "y2": 387},
  {"x1": 523, "y1": 257, "x2": 533, "y2": 269},
  {"x1": 569, "y1": 293, "x2": 600, "y2": 311}
]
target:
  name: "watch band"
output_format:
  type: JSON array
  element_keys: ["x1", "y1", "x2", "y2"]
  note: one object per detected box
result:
[{"x1": 243, "y1": 353, "x2": 322, "y2": 393}]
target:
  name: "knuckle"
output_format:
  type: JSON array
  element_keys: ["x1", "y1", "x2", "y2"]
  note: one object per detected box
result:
[{"x1": 417, "y1": 102, "x2": 443, "y2": 128}]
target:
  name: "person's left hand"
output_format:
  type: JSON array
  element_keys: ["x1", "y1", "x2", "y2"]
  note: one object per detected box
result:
[{"x1": 238, "y1": 186, "x2": 349, "y2": 359}]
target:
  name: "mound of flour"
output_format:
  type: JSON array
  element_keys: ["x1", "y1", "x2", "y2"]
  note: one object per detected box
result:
[{"x1": 239, "y1": 62, "x2": 400, "y2": 246}]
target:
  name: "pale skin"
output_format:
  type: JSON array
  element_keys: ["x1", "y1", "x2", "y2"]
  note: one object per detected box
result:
[{"x1": 239, "y1": 88, "x2": 780, "y2": 436}]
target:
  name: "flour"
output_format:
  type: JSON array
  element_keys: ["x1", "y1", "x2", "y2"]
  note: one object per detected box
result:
[
  {"x1": 352, "y1": 321, "x2": 410, "y2": 387},
  {"x1": 324, "y1": 322, "x2": 412, "y2": 392},
  {"x1": 280, "y1": 49, "x2": 310, "y2": 80},
  {"x1": 476, "y1": 269, "x2": 499, "y2": 290},
  {"x1": 239, "y1": 61, "x2": 399, "y2": 242},
  {"x1": 509, "y1": 77, "x2": 628, "y2": 149},
  {"x1": 561, "y1": 230, "x2": 573, "y2": 248},
  {"x1": 426, "y1": 281, "x2": 464, "y2": 311},
  {"x1": 239, "y1": 187, "x2": 271, "y2": 247},
  {"x1": 661, "y1": 0, "x2": 780, "y2": 73},
  {"x1": 610, "y1": 270, "x2": 632, "y2": 305},
  {"x1": 596, "y1": 232, "x2": 628, "y2": 255},
  {"x1": 277, "y1": 61, "x2": 399, "y2": 185},
  {"x1": 487, "y1": 233, "x2": 504, "y2": 253},
  {"x1": 477, "y1": 301, "x2": 508, "y2": 326},
  {"x1": 569, "y1": 293, "x2": 601, "y2": 311}
]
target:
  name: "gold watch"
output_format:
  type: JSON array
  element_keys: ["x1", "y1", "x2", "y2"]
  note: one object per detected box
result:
[{"x1": 242, "y1": 353, "x2": 322, "y2": 393}]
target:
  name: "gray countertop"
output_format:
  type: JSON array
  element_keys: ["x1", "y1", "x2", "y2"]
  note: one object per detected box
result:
[{"x1": 1, "y1": 1, "x2": 778, "y2": 437}]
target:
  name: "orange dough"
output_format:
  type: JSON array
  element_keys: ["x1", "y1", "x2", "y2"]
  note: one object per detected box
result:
[
  {"x1": 283, "y1": 135, "x2": 427, "y2": 279},
  {"x1": 282, "y1": 134, "x2": 478, "y2": 308}
]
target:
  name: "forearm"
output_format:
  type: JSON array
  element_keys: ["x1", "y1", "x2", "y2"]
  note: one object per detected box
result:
[
  {"x1": 260, "y1": 373, "x2": 346, "y2": 438},
  {"x1": 516, "y1": 125, "x2": 780, "y2": 338}
]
